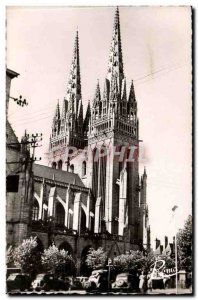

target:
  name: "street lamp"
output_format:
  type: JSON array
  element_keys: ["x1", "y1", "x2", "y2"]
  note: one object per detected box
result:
[{"x1": 172, "y1": 205, "x2": 178, "y2": 294}]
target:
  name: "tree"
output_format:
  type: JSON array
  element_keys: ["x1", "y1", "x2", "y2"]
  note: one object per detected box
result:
[
  {"x1": 177, "y1": 215, "x2": 192, "y2": 272},
  {"x1": 113, "y1": 250, "x2": 146, "y2": 275},
  {"x1": 158, "y1": 255, "x2": 175, "y2": 269},
  {"x1": 41, "y1": 244, "x2": 76, "y2": 277},
  {"x1": 11, "y1": 236, "x2": 42, "y2": 275},
  {"x1": 6, "y1": 246, "x2": 14, "y2": 266},
  {"x1": 85, "y1": 247, "x2": 107, "y2": 270},
  {"x1": 113, "y1": 250, "x2": 175, "y2": 275}
]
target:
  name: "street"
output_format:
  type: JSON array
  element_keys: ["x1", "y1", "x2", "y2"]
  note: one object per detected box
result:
[
  {"x1": 147, "y1": 288, "x2": 192, "y2": 295},
  {"x1": 12, "y1": 288, "x2": 192, "y2": 295}
]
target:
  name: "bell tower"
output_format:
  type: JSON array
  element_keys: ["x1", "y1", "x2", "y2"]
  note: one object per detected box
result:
[{"x1": 88, "y1": 8, "x2": 140, "y2": 241}]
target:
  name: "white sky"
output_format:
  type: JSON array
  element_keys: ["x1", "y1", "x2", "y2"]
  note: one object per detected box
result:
[{"x1": 6, "y1": 6, "x2": 192, "y2": 248}]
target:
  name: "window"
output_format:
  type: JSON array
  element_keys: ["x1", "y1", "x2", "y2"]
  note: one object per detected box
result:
[
  {"x1": 82, "y1": 161, "x2": 86, "y2": 177},
  {"x1": 58, "y1": 160, "x2": 62, "y2": 170},
  {"x1": 81, "y1": 208, "x2": 86, "y2": 232},
  {"x1": 32, "y1": 200, "x2": 39, "y2": 221},
  {"x1": 70, "y1": 164, "x2": 74, "y2": 173},
  {"x1": 55, "y1": 203, "x2": 65, "y2": 226},
  {"x1": 52, "y1": 162, "x2": 56, "y2": 169},
  {"x1": 6, "y1": 175, "x2": 19, "y2": 193}
]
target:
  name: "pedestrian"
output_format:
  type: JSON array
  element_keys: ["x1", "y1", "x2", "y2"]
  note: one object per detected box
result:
[
  {"x1": 163, "y1": 276, "x2": 170, "y2": 289},
  {"x1": 147, "y1": 271, "x2": 152, "y2": 290},
  {"x1": 139, "y1": 271, "x2": 146, "y2": 293}
]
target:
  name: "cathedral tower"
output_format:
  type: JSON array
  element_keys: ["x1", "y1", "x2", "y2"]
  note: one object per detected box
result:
[
  {"x1": 48, "y1": 31, "x2": 87, "y2": 171},
  {"x1": 88, "y1": 8, "x2": 140, "y2": 241},
  {"x1": 47, "y1": 7, "x2": 150, "y2": 250}
]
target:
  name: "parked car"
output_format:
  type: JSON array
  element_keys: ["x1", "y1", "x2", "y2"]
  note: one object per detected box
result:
[
  {"x1": 70, "y1": 276, "x2": 89, "y2": 290},
  {"x1": 77, "y1": 277, "x2": 89, "y2": 289},
  {"x1": 85, "y1": 269, "x2": 108, "y2": 292},
  {"x1": 31, "y1": 274, "x2": 70, "y2": 291},
  {"x1": 7, "y1": 273, "x2": 31, "y2": 293},
  {"x1": 6, "y1": 268, "x2": 21, "y2": 279},
  {"x1": 112, "y1": 273, "x2": 135, "y2": 292}
]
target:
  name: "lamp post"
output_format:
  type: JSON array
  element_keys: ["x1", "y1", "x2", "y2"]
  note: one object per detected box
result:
[{"x1": 172, "y1": 205, "x2": 178, "y2": 294}]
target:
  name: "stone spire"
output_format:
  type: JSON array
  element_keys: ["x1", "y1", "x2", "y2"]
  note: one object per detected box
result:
[
  {"x1": 66, "y1": 30, "x2": 81, "y2": 116},
  {"x1": 92, "y1": 80, "x2": 102, "y2": 120},
  {"x1": 128, "y1": 80, "x2": 136, "y2": 104},
  {"x1": 93, "y1": 80, "x2": 101, "y2": 108},
  {"x1": 143, "y1": 167, "x2": 147, "y2": 178},
  {"x1": 61, "y1": 98, "x2": 68, "y2": 119},
  {"x1": 128, "y1": 80, "x2": 137, "y2": 121},
  {"x1": 52, "y1": 100, "x2": 60, "y2": 137},
  {"x1": 83, "y1": 100, "x2": 91, "y2": 134},
  {"x1": 106, "y1": 7, "x2": 124, "y2": 91},
  {"x1": 53, "y1": 100, "x2": 60, "y2": 121}
]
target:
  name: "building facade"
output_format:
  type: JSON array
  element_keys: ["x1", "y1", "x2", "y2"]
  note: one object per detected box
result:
[
  {"x1": 6, "y1": 69, "x2": 33, "y2": 247},
  {"x1": 7, "y1": 7, "x2": 150, "y2": 274}
]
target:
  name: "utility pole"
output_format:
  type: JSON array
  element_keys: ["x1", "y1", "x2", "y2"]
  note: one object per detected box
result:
[
  {"x1": 6, "y1": 132, "x2": 43, "y2": 201},
  {"x1": 6, "y1": 132, "x2": 43, "y2": 166}
]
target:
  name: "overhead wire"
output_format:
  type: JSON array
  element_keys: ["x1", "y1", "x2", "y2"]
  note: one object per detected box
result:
[{"x1": 8, "y1": 58, "x2": 189, "y2": 128}]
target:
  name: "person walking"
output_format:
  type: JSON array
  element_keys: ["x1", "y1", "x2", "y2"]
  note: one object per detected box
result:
[
  {"x1": 139, "y1": 271, "x2": 146, "y2": 293},
  {"x1": 147, "y1": 271, "x2": 152, "y2": 291}
]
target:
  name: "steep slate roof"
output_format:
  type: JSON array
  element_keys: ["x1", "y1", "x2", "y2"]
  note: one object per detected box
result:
[
  {"x1": 33, "y1": 164, "x2": 85, "y2": 188},
  {"x1": 6, "y1": 68, "x2": 19, "y2": 79},
  {"x1": 6, "y1": 120, "x2": 20, "y2": 152},
  {"x1": 6, "y1": 120, "x2": 19, "y2": 145}
]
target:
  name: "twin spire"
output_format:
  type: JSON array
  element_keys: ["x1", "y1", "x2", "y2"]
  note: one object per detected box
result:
[
  {"x1": 107, "y1": 7, "x2": 124, "y2": 91},
  {"x1": 66, "y1": 30, "x2": 81, "y2": 114},
  {"x1": 51, "y1": 7, "x2": 138, "y2": 140},
  {"x1": 51, "y1": 30, "x2": 85, "y2": 143}
]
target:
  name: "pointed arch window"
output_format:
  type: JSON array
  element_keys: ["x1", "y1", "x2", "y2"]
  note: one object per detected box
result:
[
  {"x1": 70, "y1": 164, "x2": 74, "y2": 173},
  {"x1": 58, "y1": 160, "x2": 62, "y2": 170},
  {"x1": 52, "y1": 162, "x2": 56, "y2": 169},
  {"x1": 32, "y1": 200, "x2": 39, "y2": 221},
  {"x1": 81, "y1": 207, "x2": 86, "y2": 232},
  {"x1": 55, "y1": 202, "x2": 65, "y2": 226},
  {"x1": 82, "y1": 161, "x2": 86, "y2": 177}
]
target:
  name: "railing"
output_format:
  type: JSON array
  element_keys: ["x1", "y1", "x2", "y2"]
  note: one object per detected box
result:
[{"x1": 32, "y1": 220, "x2": 126, "y2": 241}]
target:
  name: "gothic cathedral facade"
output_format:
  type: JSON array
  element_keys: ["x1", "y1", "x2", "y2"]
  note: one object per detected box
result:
[{"x1": 47, "y1": 7, "x2": 150, "y2": 251}]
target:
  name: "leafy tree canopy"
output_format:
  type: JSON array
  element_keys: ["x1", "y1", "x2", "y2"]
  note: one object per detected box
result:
[
  {"x1": 41, "y1": 244, "x2": 76, "y2": 276},
  {"x1": 113, "y1": 250, "x2": 175, "y2": 275},
  {"x1": 85, "y1": 247, "x2": 107, "y2": 270},
  {"x1": 177, "y1": 215, "x2": 192, "y2": 272},
  {"x1": 11, "y1": 236, "x2": 42, "y2": 274}
]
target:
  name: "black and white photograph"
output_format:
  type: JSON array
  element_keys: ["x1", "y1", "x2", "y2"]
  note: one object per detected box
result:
[{"x1": 5, "y1": 5, "x2": 192, "y2": 295}]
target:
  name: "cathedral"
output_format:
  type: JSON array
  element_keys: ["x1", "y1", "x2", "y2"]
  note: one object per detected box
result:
[{"x1": 6, "y1": 7, "x2": 150, "y2": 274}]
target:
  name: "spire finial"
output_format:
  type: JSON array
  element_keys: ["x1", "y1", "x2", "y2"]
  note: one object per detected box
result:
[
  {"x1": 128, "y1": 80, "x2": 136, "y2": 103},
  {"x1": 143, "y1": 167, "x2": 147, "y2": 177}
]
